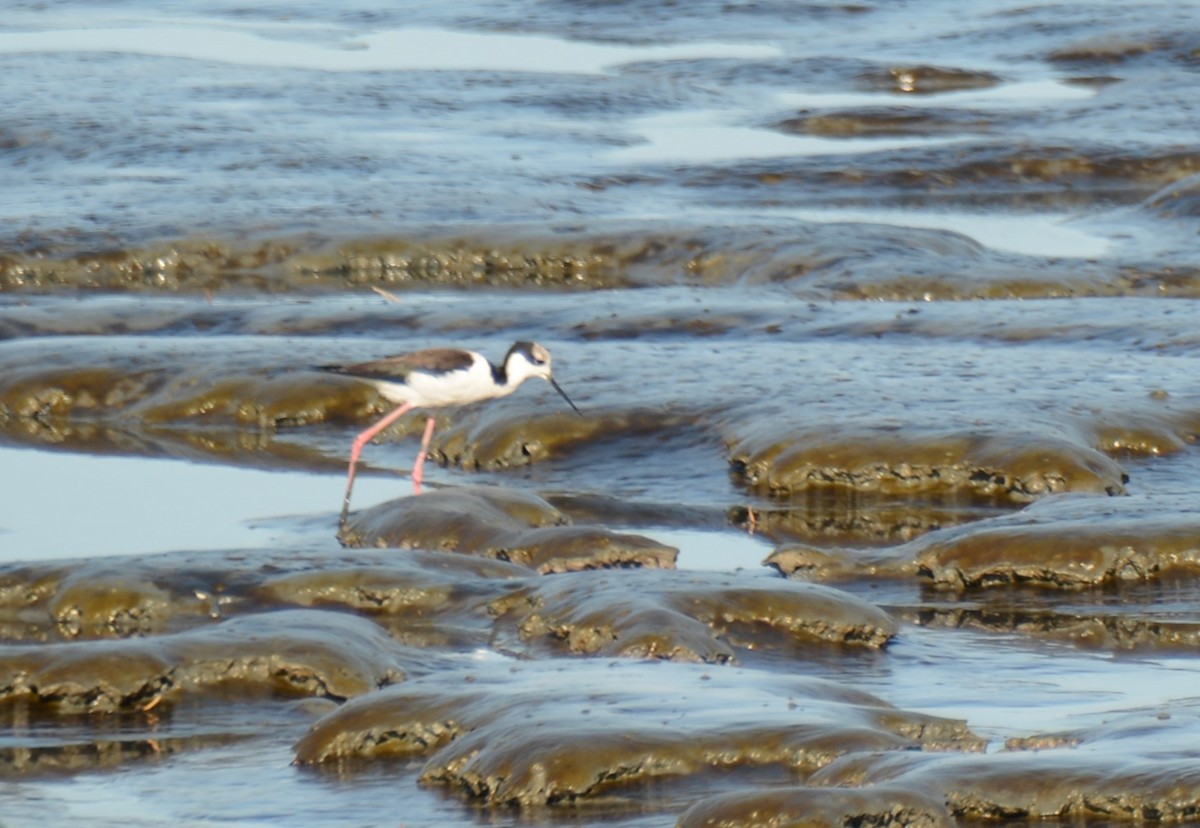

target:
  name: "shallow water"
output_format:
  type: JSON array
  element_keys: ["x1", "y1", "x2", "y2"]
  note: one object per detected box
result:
[{"x1": 5, "y1": 0, "x2": 1200, "y2": 825}]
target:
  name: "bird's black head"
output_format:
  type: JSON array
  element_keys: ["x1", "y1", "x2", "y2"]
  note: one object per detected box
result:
[
  {"x1": 506, "y1": 341, "x2": 545, "y2": 367},
  {"x1": 502, "y1": 341, "x2": 582, "y2": 416}
]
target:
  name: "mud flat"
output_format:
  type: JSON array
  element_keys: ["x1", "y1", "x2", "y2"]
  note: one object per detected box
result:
[
  {"x1": 4, "y1": 285, "x2": 1200, "y2": 825},
  {"x1": 7, "y1": 0, "x2": 1200, "y2": 824}
]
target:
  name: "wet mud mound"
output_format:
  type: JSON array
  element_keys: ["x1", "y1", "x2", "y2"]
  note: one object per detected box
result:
[
  {"x1": 0, "y1": 560, "x2": 188, "y2": 640},
  {"x1": 294, "y1": 660, "x2": 983, "y2": 806},
  {"x1": 432, "y1": 406, "x2": 674, "y2": 471},
  {"x1": 769, "y1": 494, "x2": 1200, "y2": 651},
  {"x1": 339, "y1": 488, "x2": 679, "y2": 571},
  {"x1": 811, "y1": 745, "x2": 1200, "y2": 823},
  {"x1": 771, "y1": 494, "x2": 1200, "y2": 589},
  {"x1": 0, "y1": 334, "x2": 683, "y2": 490},
  {"x1": 0, "y1": 552, "x2": 242, "y2": 641},
  {"x1": 490, "y1": 569, "x2": 895, "y2": 662},
  {"x1": 907, "y1": 494, "x2": 1200, "y2": 590},
  {"x1": 0, "y1": 337, "x2": 375, "y2": 454},
  {"x1": 0, "y1": 226, "x2": 1049, "y2": 297},
  {"x1": 678, "y1": 785, "x2": 953, "y2": 828},
  {"x1": 0, "y1": 233, "x2": 633, "y2": 293},
  {"x1": 0, "y1": 610, "x2": 405, "y2": 713},
  {"x1": 0, "y1": 534, "x2": 896, "y2": 672},
  {"x1": 0, "y1": 546, "x2": 527, "y2": 646},
  {"x1": 257, "y1": 552, "x2": 527, "y2": 615},
  {"x1": 728, "y1": 425, "x2": 1129, "y2": 501},
  {"x1": 767, "y1": 543, "x2": 917, "y2": 582},
  {"x1": 5, "y1": 221, "x2": 1200, "y2": 301}
]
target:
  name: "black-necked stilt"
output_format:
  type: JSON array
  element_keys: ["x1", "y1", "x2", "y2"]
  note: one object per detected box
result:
[{"x1": 321, "y1": 341, "x2": 580, "y2": 524}]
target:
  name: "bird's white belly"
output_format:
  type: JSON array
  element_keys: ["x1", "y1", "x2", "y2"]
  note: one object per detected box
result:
[{"x1": 371, "y1": 359, "x2": 506, "y2": 408}]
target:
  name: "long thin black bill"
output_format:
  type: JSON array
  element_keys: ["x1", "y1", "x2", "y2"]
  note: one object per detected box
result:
[{"x1": 550, "y1": 378, "x2": 583, "y2": 416}]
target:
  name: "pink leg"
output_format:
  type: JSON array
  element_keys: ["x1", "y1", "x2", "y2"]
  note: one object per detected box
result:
[
  {"x1": 340, "y1": 402, "x2": 414, "y2": 524},
  {"x1": 409, "y1": 416, "x2": 438, "y2": 495}
]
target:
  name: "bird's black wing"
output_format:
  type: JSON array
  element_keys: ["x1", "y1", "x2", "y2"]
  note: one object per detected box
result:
[{"x1": 318, "y1": 348, "x2": 475, "y2": 383}]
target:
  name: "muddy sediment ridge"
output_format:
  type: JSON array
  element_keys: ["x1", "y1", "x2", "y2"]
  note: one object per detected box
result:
[{"x1": 4, "y1": 208, "x2": 1200, "y2": 299}]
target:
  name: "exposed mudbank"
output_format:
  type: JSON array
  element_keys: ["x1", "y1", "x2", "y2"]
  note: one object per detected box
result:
[
  {"x1": 677, "y1": 786, "x2": 954, "y2": 828},
  {"x1": 490, "y1": 568, "x2": 895, "y2": 660},
  {"x1": 293, "y1": 660, "x2": 983, "y2": 805},
  {"x1": 338, "y1": 488, "x2": 680, "y2": 571},
  {"x1": 770, "y1": 494, "x2": 1200, "y2": 590},
  {"x1": 811, "y1": 738, "x2": 1200, "y2": 823},
  {"x1": 727, "y1": 425, "x2": 1129, "y2": 501},
  {"x1": 5, "y1": 222, "x2": 1200, "y2": 299},
  {"x1": 0, "y1": 610, "x2": 406, "y2": 712},
  {"x1": 3, "y1": 305, "x2": 1195, "y2": 520}
]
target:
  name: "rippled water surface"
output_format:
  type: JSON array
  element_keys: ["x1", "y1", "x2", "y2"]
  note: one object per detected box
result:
[{"x1": 4, "y1": 1, "x2": 1200, "y2": 826}]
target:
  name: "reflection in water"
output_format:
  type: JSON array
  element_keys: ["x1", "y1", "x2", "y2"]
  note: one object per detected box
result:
[
  {"x1": 0, "y1": 25, "x2": 780, "y2": 74},
  {"x1": 0, "y1": 446, "x2": 393, "y2": 562},
  {"x1": 651, "y1": 527, "x2": 774, "y2": 572}
]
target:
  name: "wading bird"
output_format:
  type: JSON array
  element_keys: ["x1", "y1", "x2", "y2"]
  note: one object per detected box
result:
[{"x1": 321, "y1": 341, "x2": 580, "y2": 524}]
